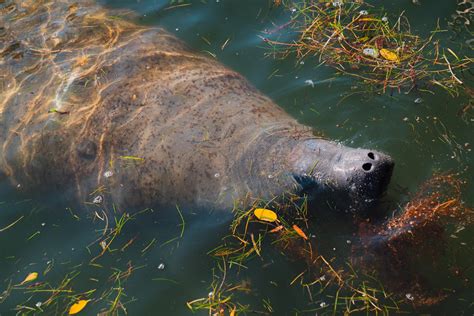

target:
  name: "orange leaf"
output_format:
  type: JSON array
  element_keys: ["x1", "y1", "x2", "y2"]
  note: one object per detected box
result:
[
  {"x1": 293, "y1": 225, "x2": 308, "y2": 240},
  {"x1": 269, "y1": 225, "x2": 284, "y2": 233},
  {"x1": 20, "y1": 272, "x2": 38, "y2": 285},
  {"x1": 69, "y1": 300, "x2": 90, "y2": 315}
]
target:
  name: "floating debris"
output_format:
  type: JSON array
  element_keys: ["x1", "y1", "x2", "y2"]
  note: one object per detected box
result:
[
  {"x1": 414, "y1": 97, "x2": 424, "y2": 104},
  {"x1": 157, "y1": 263, "x2": 165, "y2": 270},
  {"x1": 264, "y1": 0, "x2": 472, "y2": 96},
  {"x1": 304, "y1": 79, "x2": 315, "y2": 87},
  {"x1": 92, "y1": 195, "x2": 103, "y2": 204},
  {"x1": 103, "y1": 170, "x2": 113, "y2": 178},
  {"x1": 19, "y1": 272, "x2": 38, "y2": 285},
  {"x1": 362, "y1": 47, "x2": 379, "y2": 58},
  {"x1": 253, "y1": 208, "x2": 278, "y2": 222},
  {"x1": 100, "y1": 240, "x2": 107, "y2": 250},
  {"x1": 292, "y1": 224, "x2": 308, "y2": 240},
  {"x1": 68, "y1": 299, "x2": 90, "y2": 315}
]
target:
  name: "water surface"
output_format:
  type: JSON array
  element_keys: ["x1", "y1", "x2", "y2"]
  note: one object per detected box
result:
[{"x1": 0, "y1": 0, "x2": 472, "y2": 315}]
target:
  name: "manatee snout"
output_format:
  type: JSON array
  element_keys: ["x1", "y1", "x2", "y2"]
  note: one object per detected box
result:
[
  {"x1": 334, "y1": 148, "x2": 394, "y2": 201},
  {"x1": 289, "y1": 139, "x2": 394, "y2": 212}
]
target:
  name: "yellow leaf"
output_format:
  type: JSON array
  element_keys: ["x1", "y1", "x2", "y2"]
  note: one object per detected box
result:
[
  {"x1": 380, "y1": 48, "x2": 399, "y2": 62},
  {"x1": 293, "y1": 224, "x2": 308, "y2": 240},
  {"x1": 253, "y1": 208, "x2": 277, "y2": 222},
  {"x1": 69, "y1": 300, "x2": 90, "y2": 315},
  {"x1": 20, "y1": 272, "x2": 38, "y2": 285},
  {"x1": 230, "y1": 307, "x2": 236, "y2": 316}
]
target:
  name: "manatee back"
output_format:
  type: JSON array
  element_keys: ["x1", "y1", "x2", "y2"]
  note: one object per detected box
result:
[{"x1": 0, "y1": 0, "x2": 310, "y2": 210}]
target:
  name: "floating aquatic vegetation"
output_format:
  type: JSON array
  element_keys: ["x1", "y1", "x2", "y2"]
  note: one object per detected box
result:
[
  {"x1": 355, "y1": 173, "x2": 473, "y2": 306},
  {"x1": 450, "y1": 0, "x2": 474, "y2": 34},
  {"x1": 191, "y1": 172, "x2": 473, "y2": 314},
  {"x1": 191, "y1": 195, "x2": 403, "y2": 315},
  {"x1": 186, "y1": 260, "x2": 251, "y2": 315},
  {"x1": 264, "y1": 0, "x2": 473, "y2": 96},
  {"x1": 0, "y1": 199, "x2": 169, "y2": 315}
]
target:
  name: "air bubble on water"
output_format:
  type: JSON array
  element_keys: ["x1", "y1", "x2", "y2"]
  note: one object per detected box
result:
[
  {"x1": 158, "y1": 263, "x2": 165, "y2": 270},
  {"x1": 104, "y1": 170, "x2": 113, "y2": 178}
]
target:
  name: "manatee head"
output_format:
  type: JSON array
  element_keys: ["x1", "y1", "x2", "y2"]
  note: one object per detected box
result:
[{"x1": 287, "y1": 139, "x2": 394, "y2": 213}]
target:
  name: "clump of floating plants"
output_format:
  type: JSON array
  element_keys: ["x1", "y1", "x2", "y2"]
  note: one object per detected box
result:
[
  {"x1": 355, "y1": 173, "x2": 474, "y2": 306},
  {"x1": 187, "y1": 196, "x2": 405, "y2": 315},
  {"x1": 187, "y1": 196, "x2": 315, "y2": 315},
  {"x1": 188, "y1": 172, "x2": 473, "y2": 314},
  {"x1": 265, "y1": 0, "x2": 473, "y2": 95}
]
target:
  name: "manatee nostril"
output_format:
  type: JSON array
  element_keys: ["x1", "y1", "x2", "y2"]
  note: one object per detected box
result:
[
  {"x1": 368, "y1": 152, "x2": 375, "y2": 160},
  {"x1": 362, "y1": 162, "x2": 373, "y2": 172}
]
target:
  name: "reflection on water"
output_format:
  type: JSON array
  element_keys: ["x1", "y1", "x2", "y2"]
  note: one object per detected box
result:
[{"x1": 0, "y1": 0, "x2": 473, "y2": 315}]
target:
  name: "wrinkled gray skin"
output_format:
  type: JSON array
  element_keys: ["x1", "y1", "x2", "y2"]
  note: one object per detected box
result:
[{"x1": 0, "y1": 0, "x2": 394, "y2": 213}]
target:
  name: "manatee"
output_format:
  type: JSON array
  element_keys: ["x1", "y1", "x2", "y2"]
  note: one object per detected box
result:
[{"x1": 0, "y1": 0, "x2": 394, "y2": 213}]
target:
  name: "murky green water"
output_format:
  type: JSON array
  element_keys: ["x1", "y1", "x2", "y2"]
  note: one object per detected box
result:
[{"x1": 1, "y1": 0, "x2": 472, "y2": 315}]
